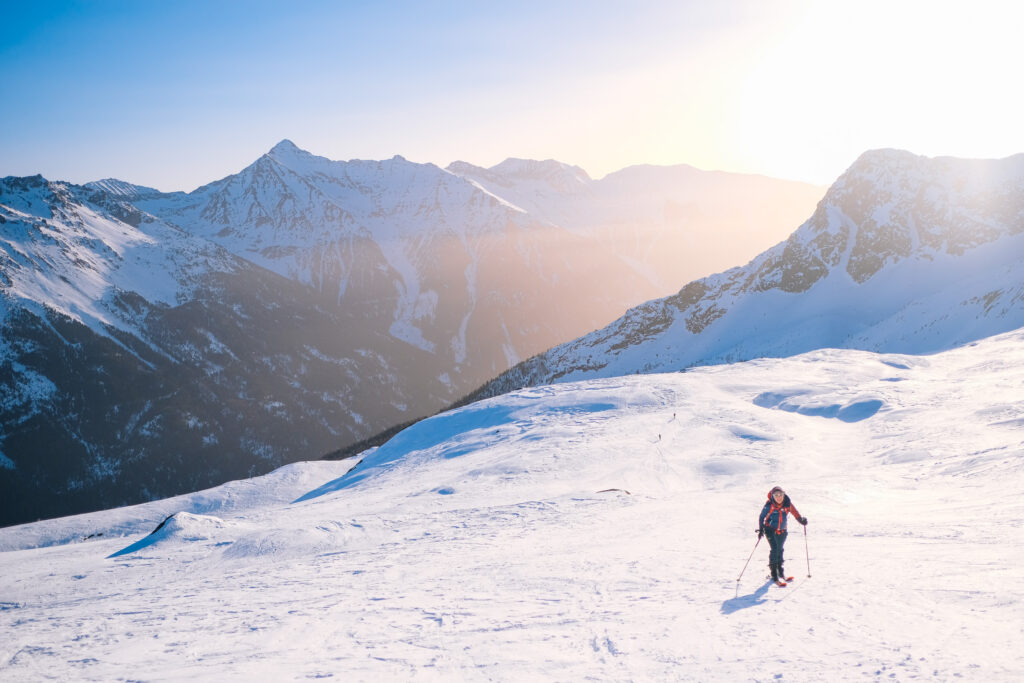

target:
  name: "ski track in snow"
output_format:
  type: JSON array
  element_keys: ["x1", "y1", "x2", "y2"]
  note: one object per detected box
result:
[{"x1": 1, "y1": 331, "x2": 1023, "y2": 680}]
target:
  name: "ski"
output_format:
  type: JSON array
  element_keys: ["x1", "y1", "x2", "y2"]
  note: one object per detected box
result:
[{"x1": 774, "y1": 580, "x2": 787, "y2": 587}]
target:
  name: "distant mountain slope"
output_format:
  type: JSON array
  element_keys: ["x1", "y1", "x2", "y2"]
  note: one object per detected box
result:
[
  {"x1": 448, "y1": 157, "x2": 824, "y2": 294},
  {"x1": 469, "y1": 150, "x2": 1024, "y2": 399}
]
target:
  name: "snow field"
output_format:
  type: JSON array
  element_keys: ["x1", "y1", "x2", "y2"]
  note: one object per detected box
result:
[{"x1": 1, "y1": 329, "x2": 1022, "y2": 680}]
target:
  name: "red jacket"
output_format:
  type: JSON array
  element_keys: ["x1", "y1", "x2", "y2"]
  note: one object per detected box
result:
[{"x1": 759, "y1": 491, "x2": 802, "y2": 534}]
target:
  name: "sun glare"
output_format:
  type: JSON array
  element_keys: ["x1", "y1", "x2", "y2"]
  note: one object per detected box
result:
[{"x1": 729, "y1": 0, "x2": 1023, "y2": 183}]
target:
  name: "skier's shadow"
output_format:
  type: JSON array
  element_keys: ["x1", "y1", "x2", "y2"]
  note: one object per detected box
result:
[{"x1": 720, "y1": 580, "x2": 773, "y2": 614}]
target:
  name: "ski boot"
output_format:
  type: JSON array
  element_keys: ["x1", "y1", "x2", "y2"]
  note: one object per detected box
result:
[{"x1": 771, "y1": 563, "x2": 787, "y2": 587}]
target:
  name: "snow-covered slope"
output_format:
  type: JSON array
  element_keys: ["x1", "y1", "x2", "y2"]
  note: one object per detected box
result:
[
  {"x1": 0, "y1": 175, "x2": 238, "y2": 342},
  {"x1": 1, "y1": 328, "x2": 1021, "y2": 679},
  {"x1": 472, "y1": 150, "x2": 1024, "y2": 398}
]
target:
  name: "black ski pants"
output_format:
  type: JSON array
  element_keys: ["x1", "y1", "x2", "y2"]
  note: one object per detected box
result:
[{"x1": 767, "y1": 530, "x2": 788, "y2": 567}]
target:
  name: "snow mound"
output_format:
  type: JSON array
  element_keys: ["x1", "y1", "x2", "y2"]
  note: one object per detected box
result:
[
  {"x1": 0, "y1": 460, "x2": 352, "y2": 553},
  {"x1": 725, "y1": 425, "x2": 780, "y2": 442},
  {"x1": 107, "y1": 512, "x2": 230, "y2": 558},
  {"x1": 220, "y1": 519, "x2": 391, "y2": 561}
]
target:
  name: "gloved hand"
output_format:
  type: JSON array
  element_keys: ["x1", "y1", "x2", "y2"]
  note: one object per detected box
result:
[
  {"x1": 799, "y1": 516, "x2": 808, "y2": 526},
  {"x1": 757, "y1": 528, "x2": 764, "y2": 538}
]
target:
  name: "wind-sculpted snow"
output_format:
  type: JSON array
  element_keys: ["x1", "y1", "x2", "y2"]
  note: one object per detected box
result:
[
  {"x1": 296, "y1": 396, "x2": 621, "y2": 501},
  {"x1": 107, "y1": 512, "x2": 230, "y2": 558},
  {"x1": 1, "y1": 328, "x2": 1023, "y2": 679},
  {"x1": 107, "y1": 511, "x2": 392, "y2": 562},
  {"x1": 753, "y1": 390, "x2": 884, "y2": 422}
]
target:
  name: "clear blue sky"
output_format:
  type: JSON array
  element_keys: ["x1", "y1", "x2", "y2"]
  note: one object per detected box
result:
[{"x1": 2, "y1": 0, "x2": 1021, "y2": 191}]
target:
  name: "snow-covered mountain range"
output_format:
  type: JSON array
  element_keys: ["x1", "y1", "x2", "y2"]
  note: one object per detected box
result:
[
  {"x1": 1, "y1": 326, "x2": 1021, "y2": 678},
  {"x1": 470, "y1": 150, "x2": 1024, "y2": 400},
  {"x1": 0, "y1": 174, "x2": 445, "y2": 526},
  {"x1": 128, "y1": 141, "x2": 665, "y2": 367},
  {"x1": 0, "y1": 143, "x2": 820, "y2": 526}
]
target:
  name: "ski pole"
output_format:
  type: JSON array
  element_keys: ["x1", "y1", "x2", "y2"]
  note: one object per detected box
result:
[
  {"x1": 736, "y1": 534, "x2": 761, "y2": 583},
  {"x1": 804, "y1": 524, "x2": 811, "y2": 578}
]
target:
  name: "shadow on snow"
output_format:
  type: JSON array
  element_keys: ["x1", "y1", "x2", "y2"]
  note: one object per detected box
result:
[{"x1": 720, "y1": 580, "x2": 775, "y2": 614}]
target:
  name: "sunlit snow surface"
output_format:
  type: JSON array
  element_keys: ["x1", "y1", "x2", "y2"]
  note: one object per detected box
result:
[{"x1": 2, "y1": 330, "x2": 1023, "y2": 680}]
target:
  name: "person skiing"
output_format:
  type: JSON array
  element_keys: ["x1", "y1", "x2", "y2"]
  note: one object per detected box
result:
[{"x1": 758, "y1": 486, "x2": 807, "y2": 585}]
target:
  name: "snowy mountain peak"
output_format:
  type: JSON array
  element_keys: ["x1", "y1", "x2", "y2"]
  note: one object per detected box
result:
[
  {"x1": 85, "y1": 178, "x2": 162, "y2": 199},
  {"x1": 0, "y1": 174, "x2": 54, "y2": 215},
  {"x1": 848, "y1": 147, "x2": 921, "y2": 168},
  {"x1": 1, "y1": 173, "x2": 47, "y2": 189},
  {"x1": 269, "y1": 138, "x2": 301, "y2": 154},
  {"x1": 490, "y1": 157, "x2": 591, "y2": 184},
  {"x1": 444, "y1": 160, "x2": 484, "y2": 176},
  {"x1": 261, "y1": 141, "x2": 429, "y2": 178},
  {"x1": 830, "y1": 147, "x2": 1024, "y2": 200},
  {"x1": 445, "y1": 158, "x2": 594, "y2": 207},
  {"x1": 806, "y1": 149, "x2": 1024, "y2": 278},
  {"x1": 262, "y1": 138, "x2": 325, "y2": 172},
  {"x1": 266, "y1": 139, "x2": 310, "y2": 161}
]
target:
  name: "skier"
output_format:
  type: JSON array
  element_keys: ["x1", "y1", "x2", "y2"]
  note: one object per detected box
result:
[{"x1": 758, "y1": 486, "x2": 807, "y2": 585}]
